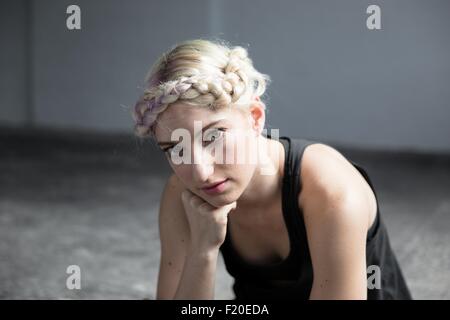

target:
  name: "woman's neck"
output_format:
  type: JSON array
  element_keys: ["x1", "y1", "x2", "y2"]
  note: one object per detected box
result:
[{"x1": 235, "y1": 136, "x2": 285, "y2": 213}]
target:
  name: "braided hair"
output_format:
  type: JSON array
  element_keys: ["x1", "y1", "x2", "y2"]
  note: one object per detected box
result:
[{"x1": 132, "y1": 39, "x2": 270, "y2": 138}]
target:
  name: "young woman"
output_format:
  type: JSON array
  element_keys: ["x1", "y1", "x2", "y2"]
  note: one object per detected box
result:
[{"x1": 132, "y1": 39, "x2": 412, "y2": 300}]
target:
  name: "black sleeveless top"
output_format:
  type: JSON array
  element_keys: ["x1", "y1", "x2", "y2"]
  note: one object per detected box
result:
[{"x1": 219, "y1": 136, "x2": 412, "y2": 300}]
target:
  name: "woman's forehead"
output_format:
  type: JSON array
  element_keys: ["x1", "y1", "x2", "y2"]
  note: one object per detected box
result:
[{"x1": 154, "y1": 103, "x2": 242, "y2": 138}]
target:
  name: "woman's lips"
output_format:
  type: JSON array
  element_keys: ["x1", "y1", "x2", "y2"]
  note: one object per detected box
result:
[{"x1": 201, "y1": 179, "x2": 228, "y2": 195}]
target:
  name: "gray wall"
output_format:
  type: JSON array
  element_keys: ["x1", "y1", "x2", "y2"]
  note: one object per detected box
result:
[
  {"x1": 215, "y1": 0, "x2": 450, "y2": 153},
  {"x1": 31, "y1": 0, "x2": 211, "y2": 133},
  {"x1": 1, "y1": 0, "x2": 449, "y2": 153},
  {"x1": 0, "y1": 0, "x2": 29, "y2": 126}
]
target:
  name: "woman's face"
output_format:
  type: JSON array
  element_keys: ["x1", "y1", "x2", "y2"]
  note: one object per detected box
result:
[{"x1": 154, "y1": 102, "x2": 264, "y2": 208}]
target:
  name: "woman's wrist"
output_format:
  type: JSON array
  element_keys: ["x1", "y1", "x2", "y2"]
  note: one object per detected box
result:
[{"x1": 188, "y1": 247, "x2": 219, "y2": 261}]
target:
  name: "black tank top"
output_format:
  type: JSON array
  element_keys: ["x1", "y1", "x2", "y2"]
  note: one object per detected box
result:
[{"x1": 219, "y1": 136, "x2": 412, "y2": 300}]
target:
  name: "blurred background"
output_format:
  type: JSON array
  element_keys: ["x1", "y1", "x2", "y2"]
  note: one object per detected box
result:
[{"x1": 0, "y1": 0, "x2": 449, "y2": 299}]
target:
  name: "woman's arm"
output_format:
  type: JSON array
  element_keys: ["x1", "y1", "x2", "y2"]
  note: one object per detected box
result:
[
  {"x1": 299, "y1": 144, "x2": 373, "y2": 300},
  {"x1": 156, "y1": 175, "x2": 219, "y2": 300},
  {"x1": 304, "y1": 189, "x2": 369, "y2": 299},
  {"x1": 172, "y1": 248, "x2": 219, "y2": 299}
]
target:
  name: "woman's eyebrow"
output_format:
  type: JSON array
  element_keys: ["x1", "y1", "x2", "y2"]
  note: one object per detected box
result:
[
  {"x1": 157, "y1": 141, "x2": 176, "y2": 147},
  {"x1": 157, "y1": 119, "x2": 225, "y2": 147}
]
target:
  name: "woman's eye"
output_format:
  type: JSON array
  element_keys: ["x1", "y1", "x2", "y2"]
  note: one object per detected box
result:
[
  {"x1": 204, "y1": 128, "x2": 225, "y2": 144},
  {"x1": 172, "y1": 145, "x2": 183, "y2": 155},
  {"x1": 165, "y1": 145, "x2": 183, "y2": 157},
  {"x1": 163, "y1": 128, "x2": 226, "y2": 157}
]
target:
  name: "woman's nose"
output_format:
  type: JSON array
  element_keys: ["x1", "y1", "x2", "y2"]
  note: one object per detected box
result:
[{"x1": 191, "y1": 151, "x2": 214, "y2": 183}]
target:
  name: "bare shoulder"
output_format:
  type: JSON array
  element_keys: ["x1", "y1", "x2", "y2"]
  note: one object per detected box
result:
[
  {"x1": 299, "y1": 143, "x2": 361, "y2": 197},
  {"x1": 298, "y1": 143, "x2": 377, "y2": 229}
]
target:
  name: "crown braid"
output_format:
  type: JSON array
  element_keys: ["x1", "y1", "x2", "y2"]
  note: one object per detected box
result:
[{"x1": 132, "y1": 41, "x2": 270, "y2": 138}]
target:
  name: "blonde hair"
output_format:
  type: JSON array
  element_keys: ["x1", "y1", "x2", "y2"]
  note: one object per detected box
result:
[{"x1": 132, "y1": 39, "x2": 271, "y2": 138}]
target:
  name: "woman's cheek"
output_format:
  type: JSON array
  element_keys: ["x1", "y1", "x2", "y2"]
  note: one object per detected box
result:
[{"x1": 223, "y1": 131, "x2": 239, "y2": 164}]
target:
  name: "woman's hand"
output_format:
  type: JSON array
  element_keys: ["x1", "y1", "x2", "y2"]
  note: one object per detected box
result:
[{"x1": 181, "y1": 189, "x2": 236, "y2": 254}]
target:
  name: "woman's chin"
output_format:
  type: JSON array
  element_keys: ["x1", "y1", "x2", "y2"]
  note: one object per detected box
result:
[{"x1": 204, "y1": 193, "x2": 239, "y2": 208}]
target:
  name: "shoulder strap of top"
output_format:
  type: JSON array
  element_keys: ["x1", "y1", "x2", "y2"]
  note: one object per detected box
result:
[
  {"x1": 279, "y1": 136, "x2": 319, "y2": 243},
  {"x1": 280, "y1": 136, "x2": 380, "y2": 243},
  {"x1": 347, "y1": 160, "x2": 381, "y2": 241}
]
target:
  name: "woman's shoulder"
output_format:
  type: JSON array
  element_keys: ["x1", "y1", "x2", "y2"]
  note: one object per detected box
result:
[
  {"x1": 298, "y1": 142, "x2": 377, "y2": 229},
  {"x1": 300, "y1": 142, "x2": 355, "y2": 195}
]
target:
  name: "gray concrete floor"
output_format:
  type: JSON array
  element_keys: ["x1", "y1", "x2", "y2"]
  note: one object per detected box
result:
[{"x1": 0, "y1": 127, "x2": 449, "y2": 299}]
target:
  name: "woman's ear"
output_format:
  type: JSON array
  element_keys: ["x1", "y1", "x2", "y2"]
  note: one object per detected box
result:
[{"x1": 248, "y1": 101, "x2": 265, "y2": 136}]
